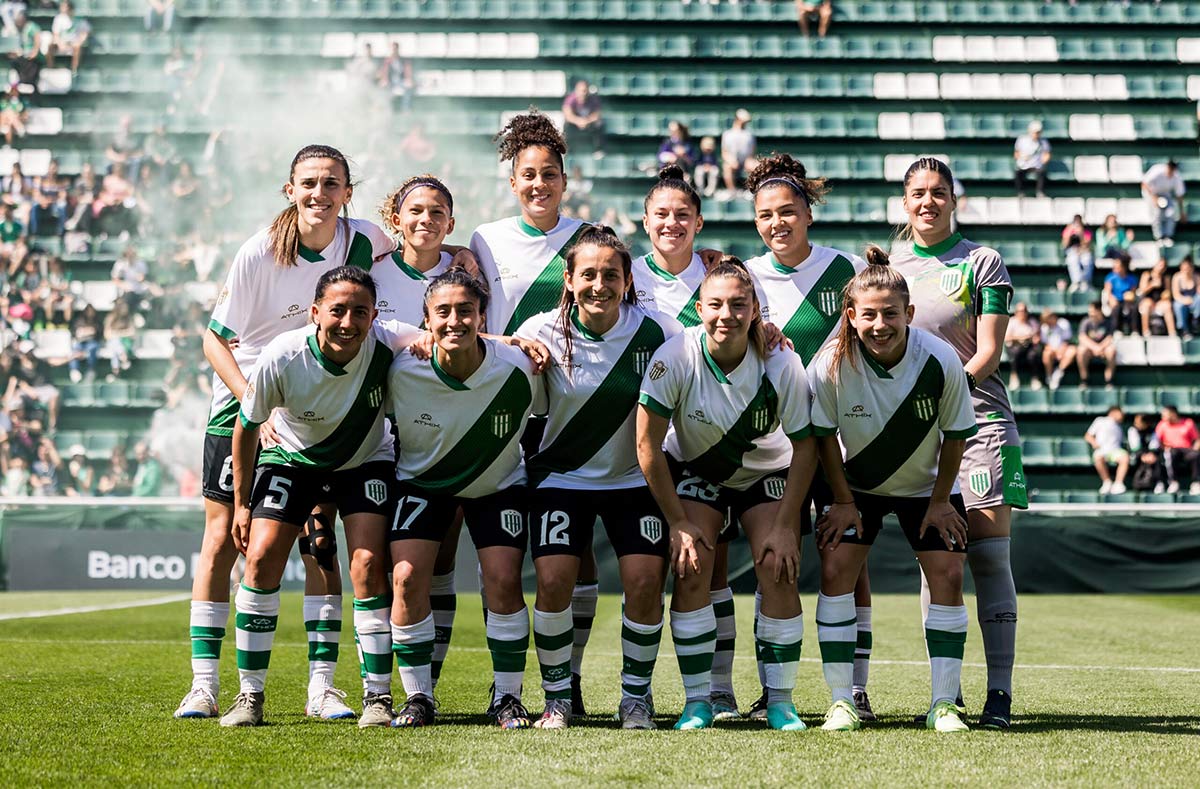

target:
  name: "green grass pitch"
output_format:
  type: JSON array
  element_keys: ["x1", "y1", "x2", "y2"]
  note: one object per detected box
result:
[{"x1": 1, "y1": 592, "x2": 1197, "y2": 787}]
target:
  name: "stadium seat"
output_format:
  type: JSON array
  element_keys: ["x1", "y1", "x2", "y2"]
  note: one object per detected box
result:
[
  {"x1": 1073, "y1": 156, "x2": 1109, "y2": 184},
  {"x1": 1146, "y1": 337, "x2": 1185, "y2": 366},
  {"x1": 1049, "y1": 388, "x2": 1085, "y2": 413},
  {"x1": 1022, "y1": 437, "x2": 1055, "y2": 465}
]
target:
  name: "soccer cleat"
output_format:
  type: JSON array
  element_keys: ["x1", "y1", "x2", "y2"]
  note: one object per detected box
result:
[
  {"x1": 219, "y1": 691, "x2": 264, "y2": 727},
  {"x1": 534, "y1": 698, "x2": 572, "y2": 730},
  {"x1": 978, "y1": 689, "x2": 1012, "y2": 731},
  {"x1": 766, "y1": 702, "x2": 807, "y2": 731},
  {"x1": 747, "y1": 689, "x2": 769, "y2": 721},
  {"x1": 358, "y1": 692, "x2": 395, "y2": 728},
  {"x1": 174, "y1": 687, "x2": 219, "y2": 719},
  {"x1": 821, "y1": 699, "x2": 862, "y2": 732},
  {"x1": 673, "y1": 700, "x2": 713, "y2": 730},
  {"x1": 492, "y1": 694, "x2": 532, "y2": 730},
  {"x1": 852, "y1": 689, "x2": 876, "y2": 722},
  {"x1": 305, "y1": 687, "x2": 356, "y2": 720},
  {"x1": 570, "y1": 673, "x2": 587, "y2": 716},
  {"x1": 618, "y1": 696, "x2": 655, "y2": 730},
  {"x1": 913, "y1": 693, "x2": 966, "y2": 723},
  {"x1": 927, "y1": 699, "x2": 970, "y2": 732},
  {"x1": 391, "y1": 694, "x2": 436, "y2": 728},
  {"x1": 710, "y1": 691, "x2": 741, "y2": 721}
]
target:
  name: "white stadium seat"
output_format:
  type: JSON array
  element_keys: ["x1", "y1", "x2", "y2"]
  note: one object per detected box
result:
[
  {"x1": 1114, "y1": 336, "x2": 1147, "y2": 366},
  {"x1": 0, "y1": 148, "x2": 18, "y2": 172},
  {"x1": 446, "y1": 33, "x2": 479, "y2": 58},
  {"x1": 910, "y1": 112, "x2": 945, "y2": 140},
  {"x1": 136, "y1": 330, "x2": 175, "y2": 360},
  {"x1": 1000, "y1": 73, "x2": 1033, "y2": 100},
  {"x1": 37, "y1": 68, "x2": 72, "y2": 95},
  {"x1": 1085, "y1": 197, "x2": 1120, "y2": 226},
  {"x1": 477, "y1": 33, "x2": 511, "y2": 58},
  {"x1": 1177, "y1": 38, "x2": 1200, "y2": 63},
  {"x1": 19, "y1": 149, "x2": 52, "y2": 177},
  {"x1": 1019, "y1": 197, "x2": 1056, "y2": 225},
  {"x1": 415, "y1": 33, "x2": 449, "y2": 58},
  {"x1": 988, "y1": 197, "x2": 1022, "y2": 225},
  {"x1": 25, "y1": 108, "x2": 61, "y2": 136},
  {"x1": 970, "y1": 73, "x2": 1004, "y2": 100},
  {"x1": 962, "y1": 36, "x2": 997, "y2": 62},
  {"x1": 1068, "y1": 113, "x2": 1103, "y2": 140},
  {"x1": 1032, "y1": 73, "x2": 1066, "y2": 100},
  {"x1": 1117, "y1": 198, "x2": 1153, "y2": 226},
  {"x1": 955, "y1": 196, "x2": 989, "y2": 226},
  {"x1": 1101, "y1": 114, "x2": 1136, "y2": 141},
  {"x1": 80, "y1": 281, "x2": 118, "y2": 311},
  {"x1": 1108, "y1": 156, "x2": 1144, "y2": 184},
  {"x1": 886, "y1": 196, "x2": 907, "y2": 225},
  {"x1": 873, "y1": 72, "x2": 907, "y2": 99},
  {"x1": 356, "y1": 32, "x2": 389, "y2": 54},
  {"x1": 1024, "y1": 36, "x2": 1059, "y2": 62},
  {"x1": 994, "y1": 36, "x2": 1027, "y2": 62},
  {"x1": 320, "y1": 33, "x2": 355, "y2": 58},
  {"x1": 507, "y1": 34, "x2": 540, "y2": 58},
  {"x1": 1146, "y1": 337, "x2": 1184, "y2": 366},
  {"x1": 1052, "y1": 198, "x2": 1087, "y2": 225},
  {"x1": 906, "y1": 72, "x2": 940, "y2": 99},
  {"x1": 1063, "y1": 74, "x2": 1096, "y2": 101},
  {"x1": 938, "y1": 72, "x2": 972, "y2": 99},
  {"x1": 931, "y1": 35, "x2": 965, "y2": 62},
  {"x1": 884, "y1": 153, "x2": 917, "y2": 182},
  {"x1": 1073, "y1": 156, "x2": 1110, "y2": 184},
  {"x1": 1094, "y1": 74, "x2": 1129, "y2": 101},
  {"x1": 31, "y1": 329, "x2": 71, "y2": 360},
  {"x1": 877, "y1": 112, "x2": 912, "y2": 140},
  {"x1": 1189, "y1": 75, "x2": 1200, "y2": 101},
  {"x1": 1128, "y1": 241, "x2": 1161, "y2": 268}
]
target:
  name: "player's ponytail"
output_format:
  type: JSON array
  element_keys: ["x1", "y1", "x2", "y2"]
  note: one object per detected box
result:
[
  {"x1": 270, "y1": 145, "x2": 354, "y2": 268},
  {"x1": 643, "y1": 163, "x2": 702, "y2": 215},
  {"x1": 830, "y1": 244, "x2": 910, "y2": 373},
  {"x1": 700, "y1": 256, "x2": 767, "y2": 359},
  {"x1": 555, "y1": 225, "x2": 636, "y2": 376}
]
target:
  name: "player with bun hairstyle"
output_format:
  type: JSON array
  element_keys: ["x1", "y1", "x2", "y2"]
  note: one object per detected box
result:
[
  {"x1": 637, "y1": 257, "x2": 817, "y2": 732},
  {"x1": 809, "y1": 246, "x2": 977, "y2": 734},
  {"x1": 889, "y1": 157, "x2": 1024, "y2": 730},
  {"x1": 741, "y1": 152, "x2": 875, "y2": 721},
  {"x1": 176, "y1": 145, "x2": 395, "y2": 723}
]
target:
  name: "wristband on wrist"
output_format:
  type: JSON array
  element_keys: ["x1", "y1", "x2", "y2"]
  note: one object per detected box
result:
[{"x1": 965, "y1": 370, "x2": 977, "y2": 391}]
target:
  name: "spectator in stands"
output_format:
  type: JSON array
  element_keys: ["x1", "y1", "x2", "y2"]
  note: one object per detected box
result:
[
  {"x1": 29, "y1": 436, "x2": 65, "y2": 496},
  {"x1": 163, "y1": 304, "x2": 208, "y2": 408},
  {"x1": 1076, "y1": 301, "x2": 1116, "y2": 388},
  {"x1": 1141, "y1": 159, "x2": 1185, "y2": 249},
  {"x1": 1085, "y1": 406, "x2": 1129, "y2": 495},
  {"x1": 131, "y1": 441, "x2": 163, "y2": 496},
  {"x1": 1, "y1": 452, "x2": 30, "y2": 496},
  {"x1": 142, "y1": 124, "x2": 178, "y2": 172},
  {"x1": 657, "y1": 120, "x2": 697, "y2": 172},
  {"x1": 144, "y1": 0, "x2": 174, "y2": 32},
  {"x1": 42, "y1": 257, "x2": 72, "y2": 327},
  {"x1": 3, "y1": 161, "x2": 32, "y2": 210},
  {"x1": 720, "y1": 108, "x2": 756, "y2": 196},
  {"x1": 1127, "y1": 413, "x2": 1165, "y2": 494},
  {"x1": 379, "y1": 41, "x2": 414, "y2": 113},
  {"x1": 96, "y1": 444, "x2": 132, "y2": 496},
  {"x1": 28, "y1": 183, "x2": 62, "y2": 237},
  {"x1": 0, "y1": 1, "x2": 23, "y2": 37},
  {"x1": 64, "y1": 443, "x2": 93, "y2": 496},
  {"x1": 105, "y1": 115, "x2": 143, "y2": 180},
  {"x1": 6, "y1": 10, "x2": 43, "y2": 90},
  {"x1": 102, "y1": 298, "x2": 136, "y2": 380},
  {"x1": 5, "y1": 343, "x2": 58, "y2": 432},
  {"x1": 74, "y1": 160, "x2": 99, "y2": 200},
  {"x1": 0, "y1": 201, "x2": 23, "y2": 249},
  {"x1": 1155, "y1": 404, "x2": 1200, "y2": 494},
  {"x1": 1013, "y1": 120, "x2": 1050, "y2": 198},
  {"x1": 1004, "y1": 301, "x2": 1044, "y2": 390},
  {"x1": 562, "y1": 79, "x2": 605, "y2": 158},
  {"x1": 47, "y1": 1, "x2": 89, "y2": 74},
  {"x1": 1061, "y1": 213, "x2": 1094, "y2": 293},
  {"x1": 0, "y1": 83, "x2": 27, "y2": 147},
  {"x1": 694, "y1": 135, "x2": 718, "y2": 198},
  {"x1": 796, "y1": 0, "x2": 833, "y2": 37},
  {"x1": 87, "y1": 162, "x2": 138, "y2": 237},
  {"x1": 67, "y1": 302, "x2": 100, "y2": 382},
  {"x1": 1040, "y1": 308, "x2": 1075, "y2": 390},
  {"x1": 1170, "y1": 255, "x2": 1199, "y2": 337},
  {"x1": 1102, "y1": 253, "x2": 1139, "y2": 330},
  {"x1": 346, "y1": 41, "x2": 377, "y2": 87},
  {"x1": 1094, "y1": 212, "x2": 1134, "y2": 260},
  {"x1": 111, "y1": 245, "x2": 150, "y2": 308},
  {"x1": 170, "y1": 160, "x2": 200, "y2": 235},
  {"x1": 1137, "y1": 257, "x2": 1176, "y2": 337}
]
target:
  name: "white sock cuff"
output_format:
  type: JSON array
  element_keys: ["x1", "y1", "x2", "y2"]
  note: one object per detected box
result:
[
  {"x1": 671, "y1": 605, "x2": 715, "y2": 636},
  {"x1": 755, "y1": 612, "x2": 803, "y2": 644},
  {"x1": 303, "y1": 594, "x2": 340, "y2": 620},
  {"x1": 534, "y1": 606, "x2": 573, "y2": 633},
  {"x1": 353, "y1": 605, "x2": 391, "y2": 633},
  {"x1": 925, "y1": 604, "x2": 968, "y2": 633},
  {"x1": 392, "y1": 614, "x2": 435, "y2": 643},
  {"x1": 709, "y1": 586, "x2": 734, "y2": 604},
  {"x1": 855, "y1": 606, "x2": 872, "y2": 629},
  {"x1": 236, "y1": 584, "x2": 279, "y2": 616},
  {"x1": 623, "y1": 614, "x2": 662, "y2": 634},
  {"x1": 817, "y1": 591, "x2": 855, "y2": 616},
  {"x1": 190, "y1": 600, "x2": 229, "y2": 622},
  {"x1": 486, "y1": 607, "x2": 529, "y2": 639},
  {"x1": 430, "y1": 573, "x2": 456, "y2": 596}
]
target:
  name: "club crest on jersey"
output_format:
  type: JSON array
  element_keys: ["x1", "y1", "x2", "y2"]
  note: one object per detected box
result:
[
  {"x1": 763, "y1": 477, "x2": 786, "y2": 500},
  {"x1": 912, "y1": 395, "x2": 936, "y2": 421},
  {"x1": 816, "y1": 288, "x2": 840, "y2": 317},
  {"x1": 632, "y1": 347, "x2": 651, "y2": 376},
  {"x1": 751, "y1": 406, "x2": 771, "y2": 432},
  {"x1": 939, "y1": 269, "x2": 964, "y2": 296},
  {"x1": 368, "y1": 386, "x2": 383, "y2": 409},
  {"x1": 491, "y1": 410, "x2": 512, "y2": 437},
  {"x1": 968, "y1": 467, "x2": 992, "y2": 497},
  {"x1": 499, "y1": 509, "x2": 523, "y2": 537},
  {"x1": 649, "y1": 361, "x2": 667, "y2": 381},
  {"x1": 364, "y1": 479, "x2": 388, "y2": 505},
  {"x1": 243, "y1": 382, "x2": 255, "y2": 401},
  {"x1": 216, "y1": 286, "x2": 229, "y2": 306},
  {"x1": 639, "y1": 516, "x2": 664, "y2": 544}
]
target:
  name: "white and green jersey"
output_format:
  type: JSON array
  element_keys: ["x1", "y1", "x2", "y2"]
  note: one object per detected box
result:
[
  {"x1": 470, "y1": 215, "x2": 589, "y2": 335},
  {"x1": 809, "y1": 327, "x2": 979, "y2": 498},
  {"x1": 389, "y1": 339, "x2": 540, "y2": 498},
  {"x1": 240, "y1": 320, "x2": 420, "y2": 472},
  {"x1": 206, "y1": 217, "x2": 396, "y2": 436},
  {"x1": 746, "y1": 245, "x2": 867, "y2": 368},
  {"x1": 889, "y1": 233, "x2": 1015, "y2": 424},
  {"x1": 373, "y1": 250, "x2": 453, "y2": 324},
  {"x1": 631, "y1": 252, "x2": 705, "y2": 327},
  {"x1": 516, "y1": 303, "x2": 681, "y2": 490},
  {"x1": 638, "y1": 325, "x2": 812, "y2": 490}
]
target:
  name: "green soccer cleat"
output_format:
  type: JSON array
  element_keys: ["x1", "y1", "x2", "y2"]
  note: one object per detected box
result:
[
  {"x1": 927, "y1": 699, "x2": 970, "y2": 732},
  {"x1": 673, "y1": 700, "x2": 713, "y2": 730},
  {"x1": 766, "y1": 702, "x2": 807, "y2": 732},
  {"x1": 219, "y1": 691, "x2": 264, "y2": 727},
  {"x1": 710, "y1": 691, "x2": 741, "y2": 721},
  {"x1": 821, "y1": 699, "x2": 862, "y2": 732}
]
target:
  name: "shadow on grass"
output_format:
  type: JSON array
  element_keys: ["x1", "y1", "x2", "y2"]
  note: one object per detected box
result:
[{"x1": 1009, "y1": 714, "x2": 1200, "y2": 734}]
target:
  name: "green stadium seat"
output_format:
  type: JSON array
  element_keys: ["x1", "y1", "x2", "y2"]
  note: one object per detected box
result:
[
  {"x1": 602, "y1": 35, "x2": 632, "y2": 57},
  {"x1": 1056, "y1": 438, "x2": 1092, "y2": 465},
  {"x1": 718, "y1": 73, "x2": 751, "y2": 96},
  {"x1": 1064, "y1": 491, "x2": 1101, "y2": 504},
  {"x1": 1139, "y1": 493, "x2": 1176, "y2": 505},
  {"x1": 811, "y1": 73, "x2": 843, "y2": 97},
  {"x1": 1049, "y1": 388, "x2": 1085, "y2": 413},
  {"x1": 783, "y1": 74, "x2": 812, "y2": 96},
  {"x1": 85, "y1": 431, "x2": 126, "y2": 458},
  {"x1": 846, "y1": 114, "x2": 877, "y2": 137},
  {"x1": 844, "y1": 73, "x2": 874, "y2": 98},
  {"x1": 1120, "y1": 388, "x2": 1158, "y2": 411},
  {"x1": 1022, "y1": 437, "x2": 1055, "y2": 464},
  {"x1": 1082, "y1": 388, "x2": 1119, "y2": 411},
  {"x1": 944, "y1": 115, "x2": 975, "y2": 139},
  {"x1": 849, "y1": 156, "x2": 883, "y2": 180},
  {"x1": 1157, "y1": 387, "x2": 1191, "y2": 409},
  {"x1": 1183, "y1": 338, "x2": 1200, "y2": 364},
  {"x1": 1031, "y1": 490, "x2": 1064, "y2": 504},
  {"x1": 1011, "y1": 388, "x2": 1049, "y2": 413},
  {"x1": 1145, "y1": 38, "x2": 1175, "y2": 61}
]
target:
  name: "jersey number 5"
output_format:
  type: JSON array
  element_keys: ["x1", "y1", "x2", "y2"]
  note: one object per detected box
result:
[
  {"x1": 539, "y1": 511, "x2": 570, "y2": 547},
  {"x1": 263, "y1": 476, "x2": 291, "y2": 509}
]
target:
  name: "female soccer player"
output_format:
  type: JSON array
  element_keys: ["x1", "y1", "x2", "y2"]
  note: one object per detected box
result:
[
  {"x1": 387, "y1": 269, "x2": 542, "y2": 729},
  {"x1": 890, "y1": 157, "x2": 1024, "y2": 730},
  {"x1": 515, "y1": 227, "x2": 680, "y2": 730},
  {"x1": 637, "y1": 259, "x2": 817, "y2": 731},
  {"x1": 809, "y1": 250, "x2": 977, "y2": 733},
  {"x1": 176, "y1": 144, "x2": 395, "y2": 723},
  {"x1": 220, "y1": 266, "x2": 421, "y2": 728},
  {"x1": 742, "y1": 153, "x2": 873, "y2": 720}
]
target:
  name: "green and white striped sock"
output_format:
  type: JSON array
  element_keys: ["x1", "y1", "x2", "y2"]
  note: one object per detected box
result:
[
  {"x1": 189, "y1": 600, "x2": 227, "y2": 694},
  {"x1": 671, "y1": 606, "x2": 716, "y2": 703},
  {"x1": 816, "y1": 592, "x2": 856, "y2": 704},
  {"x1": 303, "y1": 595, "x2": 340, "y2": 695},
  {"x1": 429, "y1": 572, "x2": 457, "y2": 688},
  {"x1": 534, "y1": 606, "x2": 573, "y2": 701},
  {"x1": 710, "y1": 587, "x2": 736, "y2": 696},
  {"x1": 755, "y1": 612, "x2": 803, "y2": 703},
  {"x1": 392, "y1": 614, "x2": 435, "y2": 701},
  {"x1": 487, "y1": 608, "x2": 529, "y2": 702},
  {"x1": 235, "y1": 583, "x2": 279, "y2": 694},
  {"x1": 570, "y1": 582, "x2": 598, "y2": 676},
  {"x1": 925, "y1": 603, "x2": 968, "y2": 706},
  {"x1": 853, "y1": 605, "x2": 872, "y2": 692},
  {"x1": 620, "y1": 611, "x2": 662, "y2": 700},
  {"x1": 353, "y1": 595, "x2": 393, "y2": 695}
]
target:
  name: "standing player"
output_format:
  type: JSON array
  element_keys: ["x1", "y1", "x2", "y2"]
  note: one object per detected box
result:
[
  {"x1": 809, "y1": 250, "x2": 976, "y2": 734},
  {"x1": 516, "y1": 227, "x2": 680, "y2": 730},
  {"x1": 890, "y1": 157, "x2": 1024, "y2": 730},
  {"x1": 386, "y1": 269, "x2": 542, "y2": 729},
  {"x1": 219, "y1": 266, "x2": 421, "y2": 727},
  {"x1": 637, "y1": 259, "x2": 817, "y2": 731},
  {"x1": 741, "y1": 153, "x2": 872, "y2": 720},
  {"x1": 176, "y1": 145, "x2": 395, "y2": 722}
]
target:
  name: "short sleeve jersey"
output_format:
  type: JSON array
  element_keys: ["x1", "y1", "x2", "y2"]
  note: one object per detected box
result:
[
  {"x1": 746, "y1": 245, "x2": 868, "y2": 367},
  {"x1": 1143, "y1": 163, "x2": 1186, "y2": 198},
  {"x1": 205, "y1": 218, "x2": 396, "y2": 436},
  {"x1": 631, "y1": 252, "x2": 706, "y2": 327},
  {"x1": 809, "y1": 328, "x2": 979, "y2": 498},
  {"x1": 638, "y1": 325, "x2": 812, "y2": 490},
  {"x1": 890, "y1": 233, "x2": 1015, "y2": 424},
  {"x1": 1086, "y1": 416, "x2": 1124, "y2": 453},
  {"x1": 389, "y1": 339, "x2": 539, "y2": 498},
  {"x1": 240, "y1": 320, "x2": 420, "y2": 472},
  {"x1": 470, "y1": 215, "x2": 589, "y2": 335},
  {"x1": 373, "y1": 250, "x2": 453, "y2": 324},
  {"x1": 516, "y1": 303, "x2": 681, "y2": 490}
]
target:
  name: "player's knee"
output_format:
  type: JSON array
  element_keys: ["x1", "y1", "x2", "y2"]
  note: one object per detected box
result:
[
  {"x1": 622, "y1": 567, "x2": 665, "y2": 605},
  {"x1": 349, "y1": 548, "x2": 387, "y2": 588},
  {"x1": 931, "y1": 560, "x2": 964, "y2": 592}
]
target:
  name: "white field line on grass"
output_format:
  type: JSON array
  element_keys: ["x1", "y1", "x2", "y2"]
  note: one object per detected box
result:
[{"x1": 0, "y1": 593, "x2": 192, "y2": 621}]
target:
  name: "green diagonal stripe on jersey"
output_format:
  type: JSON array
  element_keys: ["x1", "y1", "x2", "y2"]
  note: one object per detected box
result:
[
  {"x1": 258, "y1": 342, "x2": 394, "y2": 469},
  {"x1": 502, "y1": 224, "x2": 591, "y2": 335},
  {"x1": 528, "y1": 316, "x2": 667, "y2": 486},
  {"x1": 408, "y1": 368, "x2": 533, "y2": 495},
  {"x1": 687, "y1": 374, "x2": 779, "y2": 485},
  {"x1": 843, "y1": 356, "x2": 945, "y2": 491},
  {"x1": 206, "y1": 395, "x2": 241, "y2": 436},
  {"x1": 780, "y1": 254, "x2": 856, "y2": 366},
  {"x1": 345, "y1": 230, "x2": 375, "y2": 271},
  {"x1": 676, "y1": 283, "x2": 703, "y2": 327}
]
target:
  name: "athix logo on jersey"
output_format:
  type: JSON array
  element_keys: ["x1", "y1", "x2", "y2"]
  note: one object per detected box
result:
[
  {"x1": 649, "y1": 361, "x2": 667, "y2": 381},
  {"x1": 816, "y1": 288, "x2": 840, "y2": 316},
  {"x1": 632, "y1": 347, "x2": 651, "y2": 376},
  {"x1": 1008, "y1": 470, "x2": 1027, "y2": 490},
  {"x1": 639, "y1": 516, "x2": 664, "y2": 544},
  {"x1": 364, "y1": 479, "x2": 388, "y2": 505},
  {"x1": 763, "y1": 477, "x2": 786, "y2": 500},
  {"x1": 413, "y1": 413, "x2": 441, "y2": 429},
  {"x1": 499, "y1": 509, "x2": 523, "y2": 537},
  {"x1": 298, "y1": 410, "x2": 326, "y2": 423},
  {"x1": 912, "y1": 395, "x2": 936, "y2": 421},
  {"x1": 968, "y1": 468, "x2": 992, "y2": 497},
  {"x1": 279, "y1": 303, "x2": 305, "y2": 321},
  {"x1": 844, "y1": 404, "x2": 872, "y2": 419},
  {"x1": 378, "y1": 300, "x2": 390, "y2": 310},
  {"x1": 687, "y1": 408, "x2": 712, "y2": 425},
  {"x1": 368, "y1": 386, "x2": 383, "y2": 409},
  {"x1": 751, "y1": 406, "x2": 771, "y2": 432},
  {"x1": 491, "y1": 410, "x2": 512, "y2": 437},
  {"x1": 939, "y1": 269, "x2": 965, "y2": 296}
]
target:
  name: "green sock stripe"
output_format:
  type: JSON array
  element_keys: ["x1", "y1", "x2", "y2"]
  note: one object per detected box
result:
[
  {"x1": 353, "y1": 595, "x2": 391, "y2": 611},
  {"x1": 486, "y1": 634, "x2": 530, "y2": 652},
  {"x1": 715, "y1": 638, "x2": 736, "y2": 652},
  {"x1": 429, "y1": 594, "x2": 458, "y2": 610},
  {"x1": 926, "y1": 628, "x2": 967, "y2": 659},
  {"x1": 712, "y1": 599, "x2": 735, "y2": 618},
  {"x1": 573, "y1": 616, "x2": 595, "y2": 628},
  {"x1": 239, "y1": 583, "x2": 280, "y2": 595},
  {"x1": 190, "y1": 625, "x2": 225, "y2": 640},
  {"x1": 621, "y1": 624, "x2": 663, "y2": 647},
  {"x1": 815, "y1": 617, "x2": 857, "y2": 628},
  {"x1": 673, "y1": 628, "x2": 718, "y2": 647},
  {"x1": 756, "y1": 639, "x2": 802, "y2": 663},
  {"x1": 545, "y1": 689, "x2": 572, "y2": 700},
  {"x1": 856, "y1": 631, "x2": 873, "y2": 650},
  {"x1": 191, "y1": 639, "x2": 222, "y2": 660},
  {"x1": 490, "y1": 651, "x2": 527, "y2": 673},
  {"x1": 622, "y1": 681, "x2": 650, "y2": 696},
  {"x1": 533, "y1": 628, "x2": 574, "y2": 651},
  {"x1": 622, "y1": 657, "x2": 657, "y2": 678},
  {"x1": 433, "y1": 626, "x2": 453, "y2": 644},
  {"x1": 818, "y1": 641, "x2": 857, "y2": 664},
  {"x1": 235, "y1": 613, "x2": 278, "y2": 631},
  {"x1": 676, "y1": 652, "x2": 714, "y2": 675},
  {"x1": 309, "y1": 642, "x2": 338, "y2": 662},
  {"x1": 361, "y1": 650, "x2": 392, "y2": 674},
  {"x1": 236, "y1": 650, "x2": 271, "y2": 671},
  {"x1": 393, "y1": 640, "x2": 435, "y2": 668},
  {"x1": 305, "y1": 619, "x2": 342, "y2": 632},
  {"x1": 539, "y1": 660, "x2": 572, "y2": 681}
]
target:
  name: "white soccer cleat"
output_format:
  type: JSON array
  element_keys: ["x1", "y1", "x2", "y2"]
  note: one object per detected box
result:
[
  {"x1": 305, "y1": 686, "x2": 356, "y2": 720},
  {"x1": 174, "y1": 687, "x2": 219, "y2": 719},
  {"x1": 926, "y1": 699, "x2": 969, "y2": 733},
  {"x1": 533, "y1": 698, "x2": 572, "y2": 730}
]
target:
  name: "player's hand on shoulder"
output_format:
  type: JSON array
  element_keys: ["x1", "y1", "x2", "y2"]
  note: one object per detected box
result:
[
  {"x1": 763, "y1": 321, "x2": 793, "y2": 352},
  {"x1": 505, "y1": 336, "x2": 551, "y2": 374}
]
